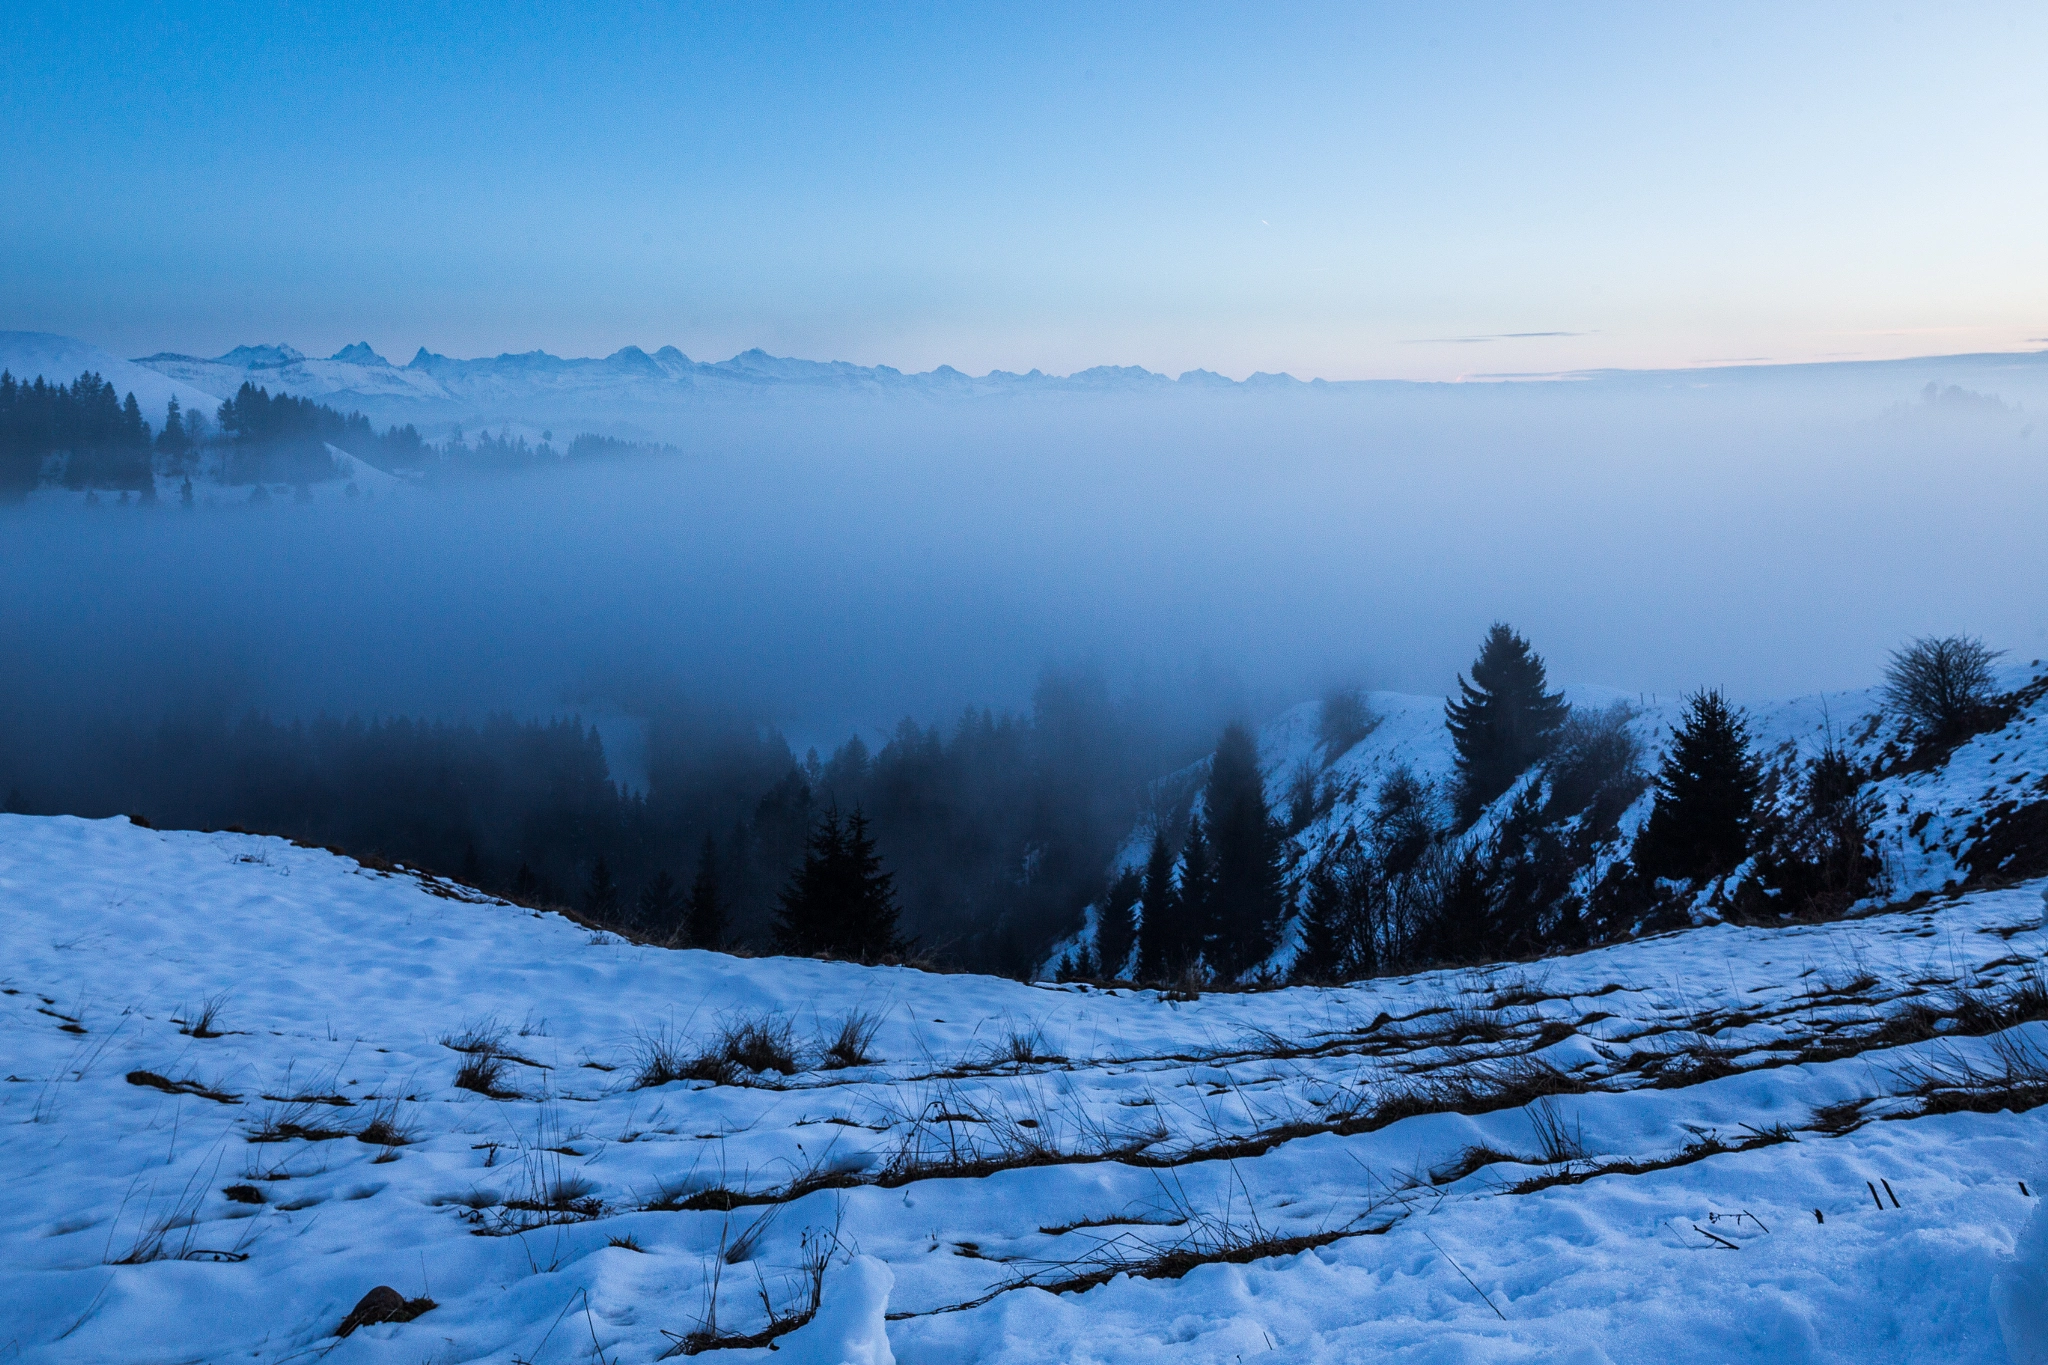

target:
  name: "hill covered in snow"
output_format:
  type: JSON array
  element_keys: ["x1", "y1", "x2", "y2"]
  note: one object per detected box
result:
[
  {"x1": 0, "y1": 814, "x2": 2043, "y2": 1362},
  {"x1": 1071, "y1": 660, "x2": 2048, "y2": 987}
]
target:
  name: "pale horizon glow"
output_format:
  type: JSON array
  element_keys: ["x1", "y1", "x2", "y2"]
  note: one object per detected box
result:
[{"x1": 4, "y1": 2, "x2": 2045, "y2": 382}]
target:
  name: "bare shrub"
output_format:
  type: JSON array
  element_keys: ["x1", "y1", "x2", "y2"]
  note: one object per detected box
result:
[
  {"x1": 1318, "y1": 687, "x2": 1377, "y2": 759},
  {"x1": 633, "y1": 1013, "x2": 798, "y2": 1090},
  {"x1": 1883, "y1": 634, "x2": 2005, "y2": 740},
  {"x1": 718, "y1": 1015, "x2": 798, "y2": 1076},
  {"x1": 454, "y1": 1051, "x2": 514, "y2": 1098},
  {"x1": 441, "y1": 1018, "x2": 509, "y2": 1055},
  {"x1": 1542, "y1": 703, "x2": 1647, "y2": 829},
  {"x1": 820, "y1": 1010, "x2": 881, "y2": 1069},
  {"x1": 179, "y1": 993, "x2": 229, "y2": 1039},
  {"x1": 1527, "y1": 1095, "x2": 1588, "y2": 1163},
  {"x1": 980, "y1": 1022, "x2": 1064, "y2": 1068},
  {"x1": 632, "y1": 1025, "x2": 699, "y2": 1088},
  {"x1": 356, "y1": 1097, "x2": 418, "y2": 1149}
]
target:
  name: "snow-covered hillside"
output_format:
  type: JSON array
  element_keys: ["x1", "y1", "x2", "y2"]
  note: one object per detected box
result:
[
  {"x1": 1, "y1": 813, "x2": 2044, "y2": 1362},
  {"x1": 0, "y1": 332, "x2": 223, "y2": 419},
  {"x1": 1084, "y1": 660, "x2": 2048, "y2": 980}
]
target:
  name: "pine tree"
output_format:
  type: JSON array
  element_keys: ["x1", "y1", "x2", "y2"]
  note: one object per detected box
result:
[
  {"x1": 774, "y1": 809, "x2": 901, "y2": 960},
  {"x1": 1635, "y1": 688, "x2": 1763, "y2": 882},
  {"x1": 1204, "y1": 723, "x2": 1283, "y2": 978},
  {"x1": 636, "y1": 869, "x2": 683, "y2": 940},
  {"x1": 1292, "y1": 862, "x2": 1347, "y2": 983},
  {"x1": 1445, "y1": 623, "x2": 1570, "y2": 824},
  {"x1": 1095, "y1": 866, "x2": 1140, "y2": 980},
  {"x1": 1179, "y1": 814, "x2": 1215, "y2": 978},
  {"x1": 584, "y1": 856, "x2": 619, "y2": 921},
  {"x1": 1134, "y1": 826, "x2": 1180, "y2": 981},
  {"x1": 686, "y1": 833, "x2": 726, "y2": 948}
]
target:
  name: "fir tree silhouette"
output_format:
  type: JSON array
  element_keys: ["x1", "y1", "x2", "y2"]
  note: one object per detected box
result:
[
  {"x1": 686, "y1": 833, "x2": 726, "y2": 948},
  {"x1": 1203, "y1": 723, "x2": 1282, "y2": 978},
  {"x1": 1635, "y1": 688, "x2": 1763, "y2": 882},
  {"x1": 1095, "y1": 866, "x2": 1140, "y2": 981},
  {"x1": 774, "y1": 809, "x2": 901, "y2": 960},
  {"x1": 584, "y1": 856, "x2": 619, "y2": 922},
  {"x1": 1445, "y1": 623, "x2": 1570, "y2": 823},
  {"x1": 1134, "y1": 826, "x2": 1180, "y2": 982},
  {"x1": 636, "y1": 868, "x2": 682, "y2": 940}
]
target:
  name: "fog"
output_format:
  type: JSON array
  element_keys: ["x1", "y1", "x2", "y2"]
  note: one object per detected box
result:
[{"x1": 6, "y1": 362, "x2": 2044, "y2": 761}]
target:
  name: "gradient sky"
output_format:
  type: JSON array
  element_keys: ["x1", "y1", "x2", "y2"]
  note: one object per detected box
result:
[{"x1": 5, "y1": 1, "x2": 2045, "y2": 380}]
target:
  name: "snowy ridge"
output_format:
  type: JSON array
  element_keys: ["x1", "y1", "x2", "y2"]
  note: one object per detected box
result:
[
  {"x1": 1, "y1": 814, "x2": 2044, "y2": 1361},
  {"x1": 1072, "y1": 662, "x2": 2048, "y2": 980}
]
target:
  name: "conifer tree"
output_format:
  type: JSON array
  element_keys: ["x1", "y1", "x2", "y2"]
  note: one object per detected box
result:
[
  {"x1": 686, "y1": 832, "x2": 726, "y2": 948},
  {"x1": 1095, "y1": 866, "x2": 1140, "y2": 980},
  {"x1": 774, "y1": 809, "x2": 901, "y2": 960},
  {"x1": 636, "y1": 868, "x2": 682, "y2": 939},
  {"x1": 1445, "y1": 623, "x2": 1570, "y2": 823},
  {"x1": 584, "y1": 856, "x2": 619, "y2": 921},
  {"x1": 1204, "y1": 723, "x2": 1283, "y2": 978},
  {"x1": 1134, "y1": 826, "x2": 1180, "y2": 981},
  {"x1": 511, "y1": 862, "x2": 540, "y2": 904},
  {"x1": 1179, "y1": 814, "x2": 1215, "y2": 977},
  {"x1": 1635, "y1": 688, "x2": 1763, "y2": 882},
  {"x1": 1292, "y1": 862, "x2": 1347, "y2": 983}
]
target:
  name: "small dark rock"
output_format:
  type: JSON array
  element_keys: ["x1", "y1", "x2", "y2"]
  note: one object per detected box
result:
[
  {"x1": 336, "y1": 1286, "x2": 434, "y2": 1338},
  {"x1": 221, "y1": 1184, "x2": 264, "y2": 1205}
]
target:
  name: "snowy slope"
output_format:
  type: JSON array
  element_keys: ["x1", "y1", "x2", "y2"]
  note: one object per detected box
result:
[
  {"x1": 1, "y1": 814, "x2": 2044, "y2": 1363},
  {"x1": 0, "y1": 332, "x2": 223, "y2": 418},
  {"x1": 1088, "y1": 660, "x2": 2048, "y2": 979}
]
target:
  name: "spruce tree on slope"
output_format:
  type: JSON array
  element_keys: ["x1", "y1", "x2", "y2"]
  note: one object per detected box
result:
[
  {"x1": 1095, "y1": 866, "x2": 1140, "y2": 980},
  {"x1": 584, "y1": 856, "x2": 619, "y2": 922},
  {"x1": 1445, "y1": 623, "x2": 1570, "y2": 824},
  {"x1": 686, "y1": 832, "x2": 726, "y2": 948},
  {"x1": 774, "y1": 809, "x2": 902, "y2": 961},
  {"x1": 1292, "y1": 862, "x2": 1347, "y2": 983},
  {"x1": 1179, "y1": 814, "x2": 1216, "y2": 978},
  {"x1": 636, "y1": 869, "x2": 683, "y2": 940},
  {"x1": 1135, "y1": 826, "x2": 1180, "y2": 981},
  {"x1": 1635, "y1": 688, "x2": 1764, "y2": 882},
  {"x1": 1204, "y1": 723, "x2": 1283, "y2": 978}
]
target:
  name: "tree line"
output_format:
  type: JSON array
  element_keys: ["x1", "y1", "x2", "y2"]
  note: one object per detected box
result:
[
  {"x1": 0, "y1": 670, "x2": 1201, "y2": 976},
  {"x1": 1061, "y1": 626, "x2": 2008, "y2": 989},
  {"x1": 0, "y1": 371, "x2": 676, "y2": 499}
]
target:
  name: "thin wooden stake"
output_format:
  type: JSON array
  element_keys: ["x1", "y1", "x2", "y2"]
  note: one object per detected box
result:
[
  {"x1": 1867, "y1": 1181, "x2": 1884, "y2": 1210},
  {"x1": 1693, "y1": 1224, "x2": 1741, "y2": 1250},
  {"x1": 1881, "y1": 1179, "x2": 1901, "y2": 1209}
]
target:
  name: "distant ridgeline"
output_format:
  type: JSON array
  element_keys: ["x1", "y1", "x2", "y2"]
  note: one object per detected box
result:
[{"x1": 0, "y1": 370, "x2": 677, "y2": 499}]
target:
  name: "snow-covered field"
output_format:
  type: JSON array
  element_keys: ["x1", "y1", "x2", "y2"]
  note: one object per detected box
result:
[{"x1": 2, "y1": 814, "x2": 2044, "y2": 1363}]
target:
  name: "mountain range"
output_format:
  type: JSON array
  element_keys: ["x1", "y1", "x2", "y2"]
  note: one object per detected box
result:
[{"x1": 5, "y1": 329, "x2": 2045, "y2": 442}]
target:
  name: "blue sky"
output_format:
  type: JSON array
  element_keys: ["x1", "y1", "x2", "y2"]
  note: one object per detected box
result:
[{"x1": 4, "y1": 1, "x2": 2044, "y2": 379}]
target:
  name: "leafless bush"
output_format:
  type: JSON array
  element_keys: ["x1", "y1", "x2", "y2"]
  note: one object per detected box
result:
[
  {"x1": 979, "y1": 1021, "x2": 1064, "y2": 1068},
  {"x1": 454, "y1": 1052, "x2": 516, "y2": 1097},
  {"x1": 1893, "y1": 1030, "x2": 2048, "y2": 1118},
  {"x1": 179, "y1": 993, "x2": 229, "y2": 1039},
  {"x1": 1318, "y1": 687, "x2": 1378, "y2": 760},
  {"x1": 1883, "y1": 634, "x2": 2005, "y2": 740},
  {"x1": 633, "y1": 1014, "x2": 798, "y2": 1089},
  {"x1": 820, "y1": 1010, "x2": 881, "y2": 1069},
  {"x1": 442, "y1": 1018, "x2": 509, "y2": 1055},
  {"x1": 356, "y1": 1097, "x2": 418, "y2": 1150},
  {"x1": 1526, "y1": 1095, "x2": 1588, "y2": 1163},
  {"x1": 718, "y1": 1015, "x2": 798, "y2": 1076}
]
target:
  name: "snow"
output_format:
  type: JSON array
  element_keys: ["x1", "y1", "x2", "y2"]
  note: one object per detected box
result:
[
  {"x1": 778, "y1": 1256, "x2": 895, "y2": 1365},
  {"x1": 0, "y1": 811, "x2": 2044, "y2": 1362},
  {"x1": 0, "y1": 331, "x2": 223, "y2": 417},
  {"x1": 1996, "y1": 1201, "x2": 2048, "y2": 1364}
]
